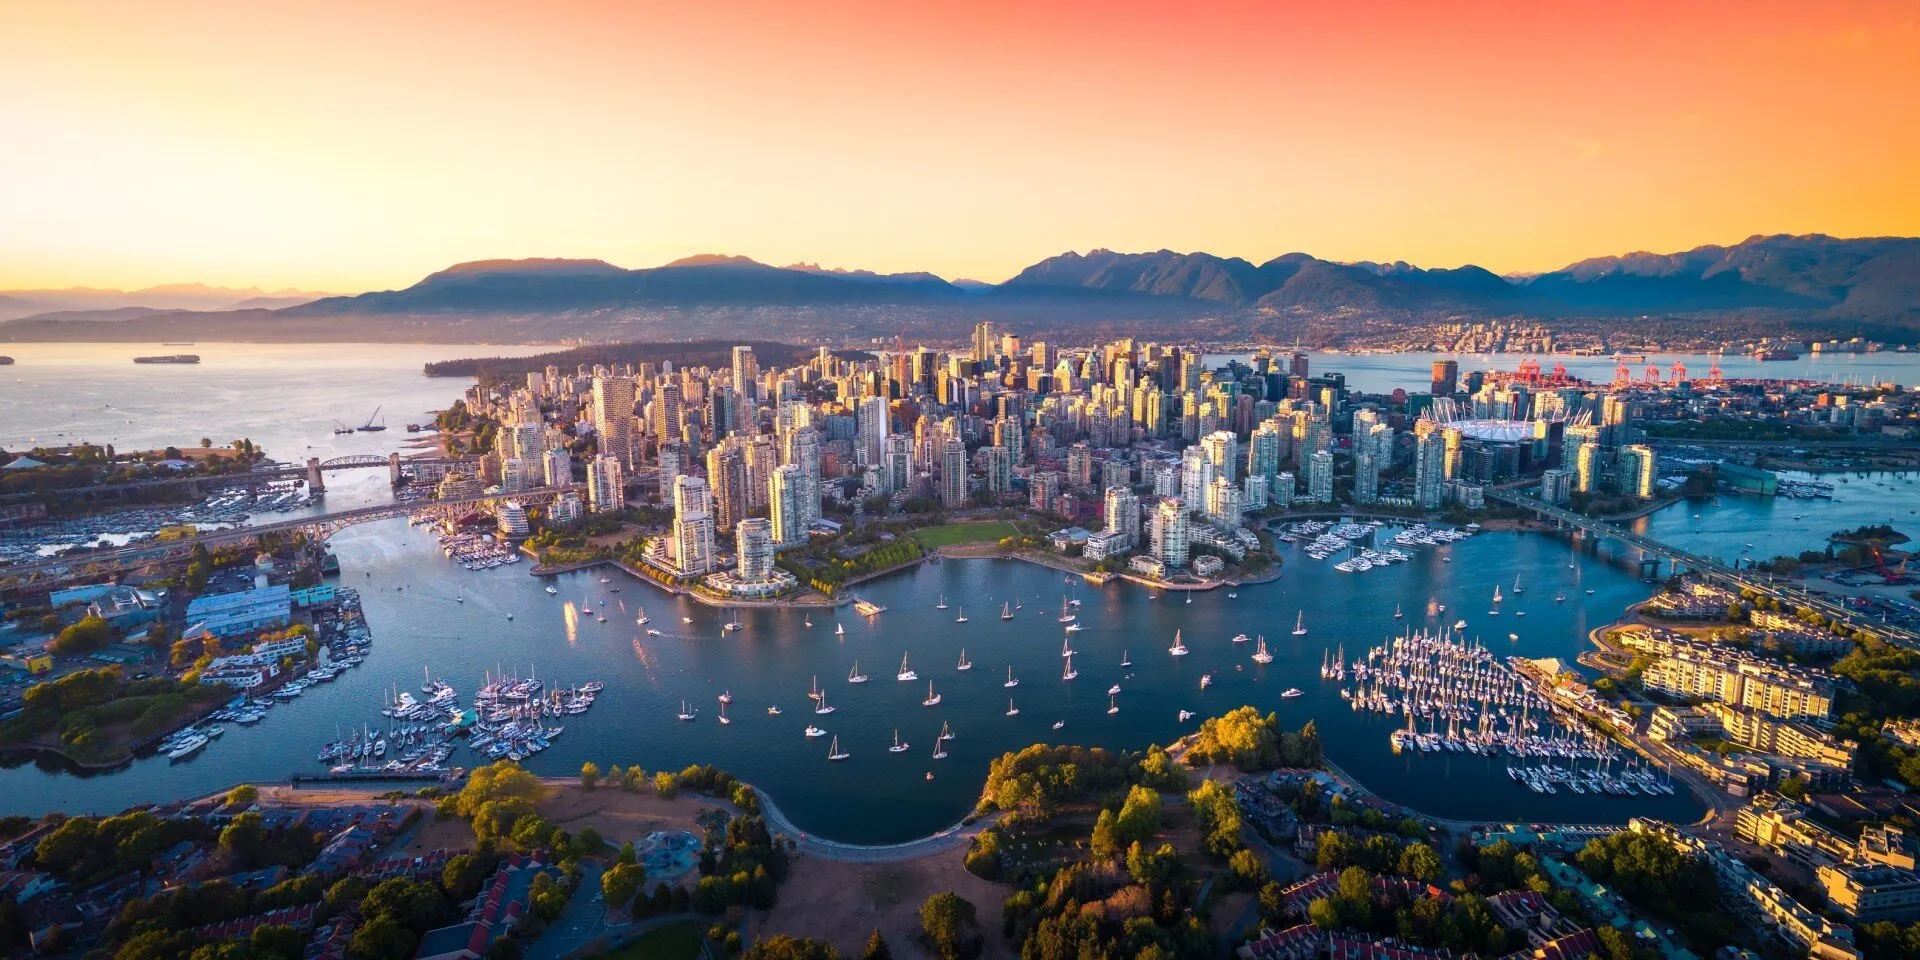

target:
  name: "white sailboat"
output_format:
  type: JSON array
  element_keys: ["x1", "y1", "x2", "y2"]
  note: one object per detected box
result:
[
  {"x1": 1512, "y1": 574, "x2": 1523, "y2": 595},
  {"x1": 1061, "y1": 636, "x2": 1075, "y2": 658},
  {"x1": 1252, "y1": 635, "x2": 1273, "y2": 664},
  {"x1": 1393, "y1": 603, "x2": 1402, "y2": 619},
  {"x1": 1292, "y1": 611, "x2": 1307, "y2": 636},
  {"x1": 897, "y1": 653, "x2": 917, "y2": 682},
  {"x1": 677, "y1": 701, "x2": 696, "y2": 721},
  {"x1": 956, "y1": 649, "x2": 972, "y2": 671},
  {"x1": 1005, "y1": 697, "x2": 1019, "y2": 717},
  {"x1": 546, "y1": 585, "x2": 558, "y2": 595},
  {"x1": 932, "y1": 736, "x2": 948, "y2": 760},
  {"x1": 1062, "y1": 653, "x2": 1078, "y2": 680},
  {"x1": 827, "y1": 736, "x2": 849, "y2": 761},
  {"x1": 923, "y1": 680, "x2": 942, "y2": 707},
  {"x1": 848, "y1": 661, "x2": 868, "y2": 684},
  {"x1": 936, "y1": 594, "x2": 948, "y2": 610},
  {"x1": 1169, "y1": 629, "x2": 1189, "y2": 656},
  {"x1": 1107, "y1": 693, "x2": 1119, "y2": 715},
  {"x1": 835, "y1": 622, "x2": 845, "y2": 636},
  {"x1": 1001, "y1": 602, "x2": 1013, "y2": 621},
  {"x1": 1120, "y1": 650, "x2": 1132, "y2": 668},
  {"x1": 815, "y1": 690, "x2": 836, "y2": 715},
  {"x1": 1004, "y1": 665, "x2": 1019, "y2": 688},
  {"x1": 718, "y1": 702, "x2": 730, "y2": 725},
  {"x1": 954, "y1": 606, "x2": 968, "y2": 623},
  {"x1": 890, "y1": 729, "x2": 909, "y2": 752},
  {"x1": 1057, "y1": 598, "x2": 1076, "y2": 623},
  {"x1": 808, "y1": 675, "x2": 822, "y2": 700}
]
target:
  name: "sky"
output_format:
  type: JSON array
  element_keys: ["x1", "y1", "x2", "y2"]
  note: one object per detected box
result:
[{"x1": 3, "y1": 0, "x2": 1919, "y2": 292}]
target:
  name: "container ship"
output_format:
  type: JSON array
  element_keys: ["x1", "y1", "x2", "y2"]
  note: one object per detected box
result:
[{"x1": 133, "y1": 354, "x2": 201, "y2": 364}]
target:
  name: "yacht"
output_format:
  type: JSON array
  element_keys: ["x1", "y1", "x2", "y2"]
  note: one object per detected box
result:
[
  {"x1": 1292, "y1": 611, "x2": 1308, "y2": 636},
  {"x1": 1169, "y1": 630, "x2": 1189, "y2": 656},
  {"x1": 1065, "y1": 621, "x2": 1084, "y2": 633},
  {"x1": 815, "y1": 690, "x2": 836, "y2": 715},
  {"x1": 1107, "y1": 693, "x2": 1119, "y2": 715},
  {"x1": 1393, "y1": 604, "x2": 1403, "y2": 619},
  {"x1": 1454, "y1": 618, "x2": 1468, "y2": 630},
  {"x1": 805, "y1": 725, "x2": 827, "y2": 738},
  {"x1": 767, "y1": 705, "x2": 782, "y2": 716},
  {"x1": 957, "y1": 649, "x2": 972, "y2": 671},
  {"x1": 1252, "y1": 636, "x2": 1273, "y2": 664},
  {"x1": 1061, "y1": 653, "x2": 1078, "y2": 681},
  {"x1": 848, "y1": 661, "x2": 869, "y2": 684},
  {"x1": 827, "y1": 736, "x2": 850, "y2": 761},
  {"x1": 932, "y1": 736, "x2": 949, "y2": 760},
  {"x1": 677, "y1": 701, "x2": 696, "y2": 721},
  {"x1": 545, "y1": 585, "x2": 558, "y2": 595},
  {"x1": 1178, "y1": 710, "x2": 1195, "y2": 722},
  {"x1": 682, "y1": 616, "x2": 693, "y2": 624},
  {"x1": 717, "y1": 690, "x2": 733, "y2": 704},
  {"x1": 897, "y1": 653, "x2": 918, "y2": 682},
  {"x1": 637, "y1": 610, "x2": 650, "y2": 625},
  {"x1": 1554, "y1": 592, "x2": 1565, "y2": 602},
  {"x1": 923, "y1": 681, "x2": 942, "y2": 707},
  {"x1": 890, "y1": 729, "x2": 909, "y2": 752},
  {"x1": 1005, "y1": 697, "x2": 1019, "y2": 717},
  {"x1": 1057, "y1": 598, "x2": 1076, "y2": 623},
  {"x1": 808, "y1": 676, "x2": 822, "y2": 700},
  {"x1": 1512, "y1": 574, "x2": 1523, "y2": 595},
  {"x1": 1052, "y1": 720, "x2": 1065, "y2": 730},
  {"x1": 954, "y1": 607, "x2": 968, "y2": 623},
  {"x1": 1508, "y1": 632, "x2": 1520, "y2": 641},
  {"x1": 1231, "y1": 633, "x2": 1250, "y2": 644},
  {"x1": 1281, "y1": 688, "x2": 1304, "y2": 698},
  {"x1": 1108, "y1": 683, "x2": 1122, "y2": 695},
  {"x1": 1004, "y1": 666, "x2": 1019, "y2": 688},
  {"x1": 1199, "y1": 674, "x2": 1212, "y2": 688}
]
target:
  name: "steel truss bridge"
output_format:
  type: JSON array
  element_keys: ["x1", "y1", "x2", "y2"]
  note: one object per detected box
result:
[
  {"x1": 0, "y1": 455, "x2": 481, "y2": 505},
  {"x1": 1486, "y1": 487, "x2": 1919, "y2": 648},
  {"x1": 0, "y1": 486, "x2": 577, "y2": 593}
]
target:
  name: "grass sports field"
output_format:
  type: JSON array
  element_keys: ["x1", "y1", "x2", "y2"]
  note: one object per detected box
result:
[{"x1": 908, "y1": 521, "x2": 1020, "y2": 548}]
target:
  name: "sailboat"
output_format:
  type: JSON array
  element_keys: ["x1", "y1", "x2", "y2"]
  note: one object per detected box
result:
[
  {"x1": 1107, "y1": 693, "x2": 1119, "y2": 715},
  {"x1": 1292, "y1": 611, "x2": 1307, "y2": 636},
  {"x1": 1057, "y1": 598, "x2": 1076, "y2": 623},
  {"x1": 1004, "y1": 665, "x2": 1019, "y2": 688},
  {"x1": 677, "y1": 701, "x2": 696, "y2": 721},
  {"x1": 1005, "y1": 697, "x2": 1019, "y2": 717},
  {"x1": 932, "y1": 735, "x2": 948, "y2": 760},
  {"x1": 815, "y1": 690, "x2": 836, "y2": 715},
  {"x1": 808, "y1": 675, "x2": 822, "y2": 700},
  {"x1": 1061, "y1": 636, "x2": 1075, "y2": 657},
  {"x1": 923, "y1": 680, "x2": 942, "y2": 707},
  {"x1": 636, "y1": 609, "x2": 650, "y2": 625},
  {"x1": 936, "y1": 594, "x2": 948, "y2": 610},
  {"x1": 897, "y1": 653, "x2": 918, "y2": 682},
  {"x1": 1252, "y1": 635, "x2": 1273, "y2": 664},
  {"x1": 957, "y1": 649, "x2": 972, "y2": 671},
  {"x1": 827, "y1": 736, "x2": 850, "y2": 761},
  {"x1": 835, "y1": 622, "x2": 845, "y2": 636},
  {"x1": 1512, "y1": 574, "x2": 1523, "y2": 595},
  {"x1": 1168, "y1": 630, "x2": 1189, "y2": 656},
  {"x1": 939, "y1": 720, "x2": 954, "y2": 741},
  {"x1": 954, "y1": 607, "x2": 968, "y2": 623},
  {"x1": 890, "y1": 729, "x2": 909, "y2": 752},
  {"x1": 1001, "y1": 602, "x2": 1013, "y2": 621},
  {"x1": 1062, "y1": 653, "x2": 1078, "y2": 680},
  {"x1": 718, "y1": 702, "x2": 730, "y2": 725},
  {"x1": 1185, "y1": 593, "x2": 1191, "y2": 605},
  {"x1": 848, "y1": 661, "x2": 868, "y2": 683},
  {"x1": 1120, "y1": 650, "x2": 1132, "y2": 668},
  {"x1": 1489, "y1": 585, "x2": 1503, "y2": 615},
  {"x1": 1393, "y1": 603, "x2": 1403, "y2": 619}
]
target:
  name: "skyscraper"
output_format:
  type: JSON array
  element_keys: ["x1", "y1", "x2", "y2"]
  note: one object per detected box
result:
[
  {"x1": 1151, "y1": 498, "x2": 1189, "y2": 568},
  {"x1": 1618, "y1": 444, "x2": 1658, "y2": 498},
  {"x1": 1414, "y1": 429, "x2": 1447, "y2": 509},
  {"x1": 591, "y1": 375, "x2": 636, "y2": 471},
  {"x1": 735, "y1": 517, "x2": 775, "y2": 581},
  {"x1": 731, "y1": 345, "x2": 759, "y2": 407},
  {"x1": 1430, "y1": 359, "x2": 1458, "y2": 397},
  {"x1": 882, "y1": 434, "x2": 914, "y2": 495},
  {"x1": 586, "y1": 454, "x2": 625, "y2": 513},
  {"x1": 939, "y1": 437, "x2": 969, "y2": 508},
  {"x1": 1200, "y1": 430, "x2": 1239, "y2": 484},
  {"x1": 1575, "y1": 442, "x2": 1603, "y2": 493},
  {"x1": 1306, "y1": 450, "x2": 1333, "y2": 503},
  {"x1": 1205, "y1": 475, "x2": 1241, "y2": 524},
  {"x1": 982, "y1": 445, "x2": 1011, "y2": 496},
  {"x1": 705, "y1": 441, "x2": 748, "y2": 530},
  {"x1": 670, "y1": 475, "x2": 716, "y2": 576},
  {"x1": 972, "y1": 320, "x2": 996, "y2": 363},
  {"x1": 856, "y1": 395, "x2": 888, "y2": 467},
  {"x1": 1104, "y1": 486, "x2": 1140, "y2": 547},
  {"x1": 783, "y1": 426, "x2": 822, "y2": 524},
  {"x1": 769, "y1": 464, "x2": 808, "y2": 546}
]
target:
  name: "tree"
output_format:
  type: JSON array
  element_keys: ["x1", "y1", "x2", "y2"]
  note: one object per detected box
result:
[
  {"x1": 580, "y1": 761, "x2": 602, "y2": 789},
  {"x1": 1307, "y1": 897, "x2": 1341, "y2": 930},
  {"x1": 48, "y1": 615, "x2": 114, "y2": 655},
  {"x1": 1229, "y1": 848, "x2": 1269, "y2": 890},
  {"x1": 744, "y1": 935, "x2": 841, "y2": 960},
  {"x1": 1398, "y1": 843, "x2": 1443, "y2": 883},
  {"x1": 1114, "y1": 784, "x2": 1163, "y2": 846},
  {"x1": 218, "y1": 812, "x2": 267, "y2": 866},
  {"x1": 919, "y1": 891, "x2": 976, "y2": 960},
  {"x1": 348, "y1": 915, "x2": 417, "y2": 960},
  {"x1": 224, "y1": 785, "x2": 258, "y2": 809},
  {"x1": 442, "y1": 853, "x2": 490, "y2": 901},
  {"x1": 601, "y1": 862, "x2": 645, "y2": 911},
  {"x1": 863, "y1": 930, "x2": 892, "y2": 960},
  {"x1": 1090, "y1": 809, "x2": 1121, "y2": 860},
  {"x1": 249, "y1": 924, "x2": 306, "y2": 960},
  {"x1": 654, "y1": 771, "x2": 679, "y2": 797}
]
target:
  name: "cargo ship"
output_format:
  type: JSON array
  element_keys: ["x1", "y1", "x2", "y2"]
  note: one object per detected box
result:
[
  {"x1": 133, "y1": 354, "x2": 201, "y2": 364},
  {"x1": 1752, "y1": 348, "x2": 1800, "y2": 361}
]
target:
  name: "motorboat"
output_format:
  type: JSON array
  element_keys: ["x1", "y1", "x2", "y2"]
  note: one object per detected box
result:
[
  {"x1": 805, "y1": 725, "x2": 827, "y2": 738},
  {"x1": 1281, "y1": 688, "x2": 1304, "y2": 698}
]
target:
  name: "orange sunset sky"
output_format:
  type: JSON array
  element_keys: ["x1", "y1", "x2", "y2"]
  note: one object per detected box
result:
[{"x1": 3, "y1": 0, "x2": 1918, "y2": 292}]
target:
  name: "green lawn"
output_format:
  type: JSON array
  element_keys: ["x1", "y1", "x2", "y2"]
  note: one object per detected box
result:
[
  {"x1": 592, "y1": 920, "x2": 704, "y2": 960},
  {"x1": 909, "y1": 521, "x2": 1020, "y2": 548}
]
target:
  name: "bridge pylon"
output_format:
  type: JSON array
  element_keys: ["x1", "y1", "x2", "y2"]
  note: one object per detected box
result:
[
  {"x1": 305, "y1": 458, "x2": 325, "y2": 494},
  {"x1": 389, "y1": 453, "x2": 402, "y2": 487}
]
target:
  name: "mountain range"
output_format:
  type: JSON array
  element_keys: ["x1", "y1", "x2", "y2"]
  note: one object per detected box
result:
[
  {"x1": 2, "y1": 234, "x2": 1916, "y2": 343},
  {"x1": 0, "y1": 284, "x2": 334, "y2": 323}
]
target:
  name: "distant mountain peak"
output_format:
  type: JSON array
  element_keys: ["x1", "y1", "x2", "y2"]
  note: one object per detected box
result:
[
  {"x1": 663, "y1": 254, "x2": 768, "y2": 269},
  {"x1": 421, "y1": 258, "x2": 623, "y2": 284}
]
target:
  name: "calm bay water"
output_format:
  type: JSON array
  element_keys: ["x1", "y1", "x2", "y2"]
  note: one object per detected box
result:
[{"x1": 23, "y1": 342, "x2": 1918, "y2": 839}]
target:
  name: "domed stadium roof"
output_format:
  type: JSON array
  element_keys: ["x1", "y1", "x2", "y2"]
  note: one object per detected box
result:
[{"x1": 1450, "y1": 419, "x2": 1537, "y2": 443}]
